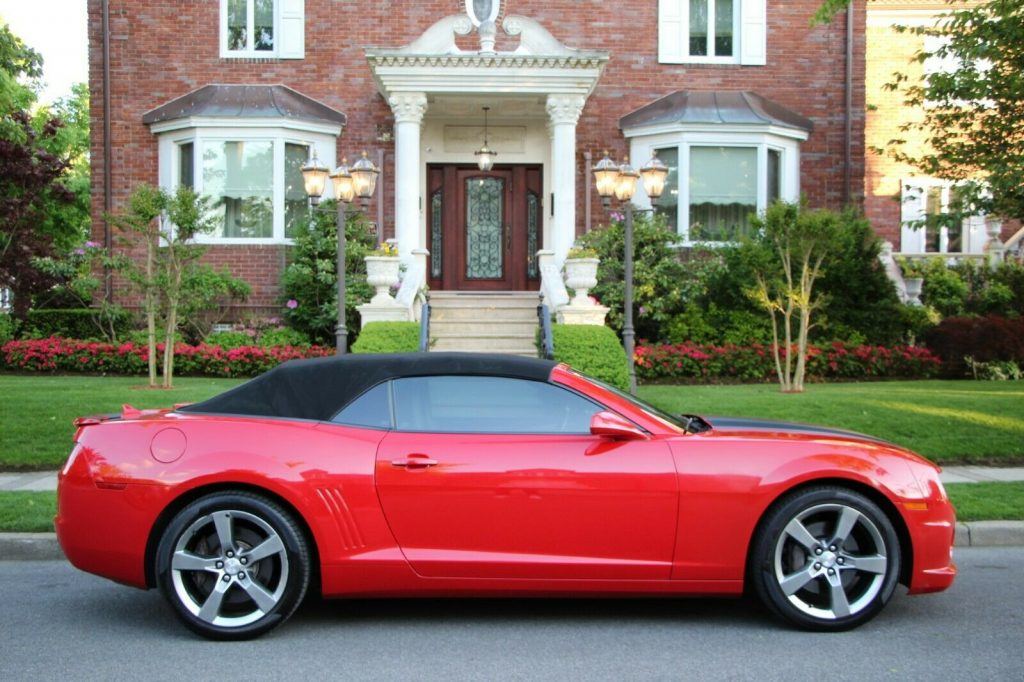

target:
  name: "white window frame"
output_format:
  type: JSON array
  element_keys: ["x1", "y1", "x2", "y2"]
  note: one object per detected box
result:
[
  {"x1": 660, "y1": 0, "x2": 766, "y2": 66},
  {"x1": 900, "y1": 178, "x2": 987, "y2": 255},
  {"x1": 628, "y1": 127, "x2": 803, "y2": 245},
  {"x1": 155, "y1": 121, "x2": 336, "y2": 245},
  {"x1": 219, "y1": 0, "x2": 305, "y2": 59}
]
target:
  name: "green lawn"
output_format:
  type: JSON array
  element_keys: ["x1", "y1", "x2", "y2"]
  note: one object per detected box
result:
[
  {"x1": 1, "y1": 483, "x2": 1020, "y2": 533},
  {"x1": 0, "y1": 375, "x2": 243, "y2": 470},
  {"x1": 640, "y1": 381, "x2": 1024, "y2": 465},
  {"x1": 0, "y1": 491, "x2": 56, "y2": 532}
]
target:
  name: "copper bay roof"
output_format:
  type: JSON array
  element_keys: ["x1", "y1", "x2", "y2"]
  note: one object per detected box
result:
[
  {"x1": 142, "y1": 84, "x2": 347, "y2": 128},
  {"x1": 620, "y1": 90, "x2": 813, "y2": 134}
]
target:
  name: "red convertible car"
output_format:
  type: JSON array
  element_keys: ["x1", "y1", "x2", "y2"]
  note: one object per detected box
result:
[{"x1": 56, "y1": 353, "x2": 955, "y2": 639}]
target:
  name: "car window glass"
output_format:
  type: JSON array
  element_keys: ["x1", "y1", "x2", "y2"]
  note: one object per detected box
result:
[
  {"x1": 392, "y1": 376, "x2": 600, "y2": 434},
  {"x1": 330, "y1": 382, "x2": 391, "y2": 429}
]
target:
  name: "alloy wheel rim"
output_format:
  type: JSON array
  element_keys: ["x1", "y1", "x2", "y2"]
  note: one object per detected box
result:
[
  {"x1": 773, "y1": 503, "x2": 888, "y2": 620},
  {"x1": 170, "y1": 509, "x2": 289, "y2": 627}
]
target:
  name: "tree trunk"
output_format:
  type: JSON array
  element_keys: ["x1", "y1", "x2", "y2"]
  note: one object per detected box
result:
[{"x1": 145, "y1": 236, "x2": 157, "y2": 387}]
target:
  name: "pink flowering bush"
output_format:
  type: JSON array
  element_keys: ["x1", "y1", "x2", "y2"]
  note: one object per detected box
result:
[
  {"x1": 634, "y1": 341, "x2": 941, "y2": 383},
  {"x1": 1, "y1": 336, "x2": 332, "y2": 377}
]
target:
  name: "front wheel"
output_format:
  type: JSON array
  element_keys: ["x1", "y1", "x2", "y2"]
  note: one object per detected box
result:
[
  {"x1": 155, "y1": 491, "x2": 311, "y2": 640},
  {"x1": 750, "y1": 486, "x2": 902, "y2": 631}
]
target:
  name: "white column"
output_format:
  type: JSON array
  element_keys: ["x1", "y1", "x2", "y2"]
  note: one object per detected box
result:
[
  {"x1": 546, "y1": 94, "x2": 585, "y2": 265},
  {"x1": 389, "y1": 92, "x2": 428, "y2": 265}
]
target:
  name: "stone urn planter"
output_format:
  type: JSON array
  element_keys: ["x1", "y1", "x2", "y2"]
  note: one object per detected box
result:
[
  {"x1": 564, "y1": 257, "x2": 599, "y2": 307},
  {"x1": 365, "y1": 256, "x2": 401, "y2": 305},
  {"x1": 904, "y1": 277, "x2": 924, "y2": 307}
]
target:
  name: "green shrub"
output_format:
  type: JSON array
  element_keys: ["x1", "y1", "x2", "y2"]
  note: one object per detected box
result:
[
  {"x1": 205, "y1": 330, "x2": 257, "y2": 349},
  {"x1": 575, "y1": 212, "x2": 688, "y2": 341},
  {"x1": 352, "y1": 322, "x2": 421, "y2": 354},
  {"x1": 258, "y1": 327, "x2": 310, "y2": 348},
  {"x1": 124, "y1": 329, "x2": 185, "y2": 347},
  {"x1": 24, "y1": 308, "x2": 132, "y2": 340},
  {"x1": 548, "y1": 325, "x2": 629, "y2": 390},
  {"x1": 0, "y1": 313, "x2": 14, "y2": 344},
  {"x1": 281, "y1": 205, "x2": 376, "y2": 346}
]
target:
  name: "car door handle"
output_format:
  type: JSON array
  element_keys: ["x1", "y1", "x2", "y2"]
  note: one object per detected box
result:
[{"x1": 391, "y1": 454, "x2": 438, "y2": 469}]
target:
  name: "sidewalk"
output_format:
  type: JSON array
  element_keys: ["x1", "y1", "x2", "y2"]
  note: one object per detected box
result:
[{"x1": 3, "y1": 466, "x2": 1024, "y2": 492}]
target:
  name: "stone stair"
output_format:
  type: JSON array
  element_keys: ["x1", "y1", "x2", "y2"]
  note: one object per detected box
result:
[{"x1": 428, "y1": 292, "x2": 540, "y2": 356}]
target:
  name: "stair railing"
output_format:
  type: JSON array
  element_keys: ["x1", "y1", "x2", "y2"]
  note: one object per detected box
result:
[
  {"x1": 419, "y1": 299, "x2": 431, "y2": 352},
  {"x1": 537, "y1": 299, "x2": 554, "y2": 360}
]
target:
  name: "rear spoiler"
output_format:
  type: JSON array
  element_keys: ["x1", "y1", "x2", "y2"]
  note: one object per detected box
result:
[{"x1": 73, "y1": 404, "x2": 167, "y2": 427}]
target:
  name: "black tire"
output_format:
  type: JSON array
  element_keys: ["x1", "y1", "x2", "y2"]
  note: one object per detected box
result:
[
  {"x1": 155, "y1": 491, "x2": 311, "y2": 640},
  {"x1": 749, "y1": 486, "x2": 902, "y2": 631}
]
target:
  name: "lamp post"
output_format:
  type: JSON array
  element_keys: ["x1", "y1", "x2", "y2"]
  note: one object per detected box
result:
[
  {"x1": 302, "y1": 151, "x2": 380, "y2": 354},
  {"x1": 592, "y1": 151, "x2": 668, "y2": 394}
]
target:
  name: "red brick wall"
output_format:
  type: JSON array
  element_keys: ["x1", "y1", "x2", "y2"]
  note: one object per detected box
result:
[{"x1": 89, "y1": 0, "x2": 865, "y2": 315}]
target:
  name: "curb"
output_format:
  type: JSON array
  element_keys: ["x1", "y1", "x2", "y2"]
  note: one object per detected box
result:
[{"x1": 2, "y1": 523, "x2": 1024, "y2": 562}]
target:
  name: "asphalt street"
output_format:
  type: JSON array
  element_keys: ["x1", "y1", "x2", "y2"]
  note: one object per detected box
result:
[{"x1": 1, "y1": 548, "x2": 1021, "y2": 680}]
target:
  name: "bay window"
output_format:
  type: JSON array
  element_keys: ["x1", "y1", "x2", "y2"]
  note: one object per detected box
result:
[
  {"x1": 160, "y1": 126, "x2": 335, "y2": 244},
  {"x1": 634, "y1": 137, "x2": 799, "y2": 244}
]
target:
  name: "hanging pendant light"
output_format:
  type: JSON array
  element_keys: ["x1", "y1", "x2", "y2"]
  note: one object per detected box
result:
[{"x1": 475, "y1": 106, "x2": 497, "y2": 172}]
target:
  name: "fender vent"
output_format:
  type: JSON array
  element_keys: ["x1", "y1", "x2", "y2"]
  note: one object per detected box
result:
[{"x1": 314, "y1": 486, "x2": 366, "y2": 551}]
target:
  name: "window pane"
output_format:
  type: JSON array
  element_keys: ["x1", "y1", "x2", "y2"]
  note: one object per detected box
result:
[
  {"x1": 331, "y1": 382, "x2": 392, "y2": 429},
  {"x1": 689, "y1": 0, "x2": 709, "y2": 56},
  {"x1": 688, "y1": 146, "x2": 758, "y2": 242},
  {"x1": 227, "y1": 0, "x2": 247, "y2": 51},
  {"x1": 179, "y1": 142, "x2": 194, "y2": 189},
  {"x1": 284, "y1": 143, "x2": 308, "y2": 239},
  {"x1": 527, "y1": 192, "x2": 540, "y2": 279},
  {"x1": 465, "y1": 177, "x2": 504, "y2": 279},
  {"x1": 254, "y1": 0, "x2": 274, "y2": 52},
  {"x1": 767, "y1": 148, "x2": 781, "y2": 206},
  {"x1": 431, "y1": 190, "x2": 443, "y2": 279},
  {"x1": 392, "y1": 376, "x2": 601, "y2": 434},
  {"x1": 652, "y1": 148, "x2": 679, "y2": 232},
  {"x1": 202, "y1": 140, "x2": 274, "y2": 239},
  {"x1": 715, "y1": 0, "x2": 734, "y2": 56}
]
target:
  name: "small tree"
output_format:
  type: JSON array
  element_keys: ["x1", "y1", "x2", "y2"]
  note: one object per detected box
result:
[
  {"x1": 746, "y1": 202, "x2": 841, "y2": 393},
  {"x1": 109, "y1": 185, "x2": 164, "y2": 386},
  {"x1": 157, "y1": 187, "x2": 218, "y2": 387}
]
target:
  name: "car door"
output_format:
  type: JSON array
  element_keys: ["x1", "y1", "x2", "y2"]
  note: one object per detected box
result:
[{"x1": 374, "y1": 375, "x2": 678, "y2": 580}]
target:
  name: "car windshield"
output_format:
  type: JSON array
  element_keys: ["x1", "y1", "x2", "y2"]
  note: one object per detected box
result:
[{"x1": 568, "y1": 370, "x2": 692, "y2": 433}]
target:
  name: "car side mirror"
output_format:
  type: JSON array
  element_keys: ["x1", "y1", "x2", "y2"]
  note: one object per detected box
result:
[{"x1": 590, "y1": 411, "x2": 646, "y2": 441}]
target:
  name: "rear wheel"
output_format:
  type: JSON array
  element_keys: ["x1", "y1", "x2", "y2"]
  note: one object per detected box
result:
[
  {"x1": 155, "y1": 491, "x2": 310, "y2": 640},
  {"x1": 750, "y1": 486, "x2": 901, "y2": 631}
]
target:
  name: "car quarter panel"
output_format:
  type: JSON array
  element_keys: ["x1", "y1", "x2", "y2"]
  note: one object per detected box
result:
[{"x1": 56, "y1": 414, "x2": 395, "y2": 589}]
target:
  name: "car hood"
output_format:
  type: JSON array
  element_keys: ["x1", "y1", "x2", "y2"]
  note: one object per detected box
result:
[{"x1": 703, "y1": 416, "x2": 894, "y2": 447}]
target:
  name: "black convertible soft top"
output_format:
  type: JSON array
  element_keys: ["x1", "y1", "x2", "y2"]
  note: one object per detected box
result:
[{"x1": 177, "y1": 352, "x2": 558, "y2": 421}]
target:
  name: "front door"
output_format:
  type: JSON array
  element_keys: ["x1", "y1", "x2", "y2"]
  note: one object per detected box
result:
[{"x1": 427, "y1": 165, "x2": 543, "y2": 291}]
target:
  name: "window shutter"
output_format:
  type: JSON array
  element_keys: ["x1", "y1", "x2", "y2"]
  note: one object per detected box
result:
[
  {"x1": 740, "y1": 0, "x2": 767, "y2": 66},
  {"x1": 278, "y1": 0, "x2": 305, "y2": 59},
  {"x1": 900, "y1": 180, "x2": 927, "y2": 253},
  {"x1": 659, "y1": 0, "x2": 686, "y2": 63}
]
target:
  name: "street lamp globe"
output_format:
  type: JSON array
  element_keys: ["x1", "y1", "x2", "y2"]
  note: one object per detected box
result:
[
  {"x1": 350, "y1": 151, "x2": 380, "y2": 204},
  {"x1": 301, "y1": 152, "x2": 330, "y2": 204},
  {"x1": 614, "y1": 158, "x2": 639, "y2": 202},
  {"x1": 593, "y1": 151, "x2": 620, "y2": 200},
  {"x1": 330, "y1": 158, "x2": 356, "y2": 204},
  {"x1": 640, "y1": 154, "x2": 669, "y2": 200}
]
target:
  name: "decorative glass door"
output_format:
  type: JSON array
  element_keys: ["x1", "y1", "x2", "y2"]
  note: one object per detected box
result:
[
  {"x1": 427, "y1": 165, "x2": 543, "y2": 291},
  {"x1": 465, "y1": 177, "x2": 505, "y2": 280}
]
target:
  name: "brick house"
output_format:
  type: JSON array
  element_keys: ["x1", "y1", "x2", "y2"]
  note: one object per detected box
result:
[
  {"x1": 865, "y1": 0, "x2": 1016, "y2": 255},
  {"x1": 89, "y1": 0, "x2": 866, "y2": 337}
]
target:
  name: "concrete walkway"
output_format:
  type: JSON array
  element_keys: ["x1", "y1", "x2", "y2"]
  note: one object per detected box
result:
[{"x1": 2, "y1": 466, "x2": 1024, "y2": 492}]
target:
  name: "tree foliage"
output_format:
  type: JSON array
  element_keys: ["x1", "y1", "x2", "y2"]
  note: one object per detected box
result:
[{"x1": 883, "y1": 1, "x2": 1024, "y2": 222}]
